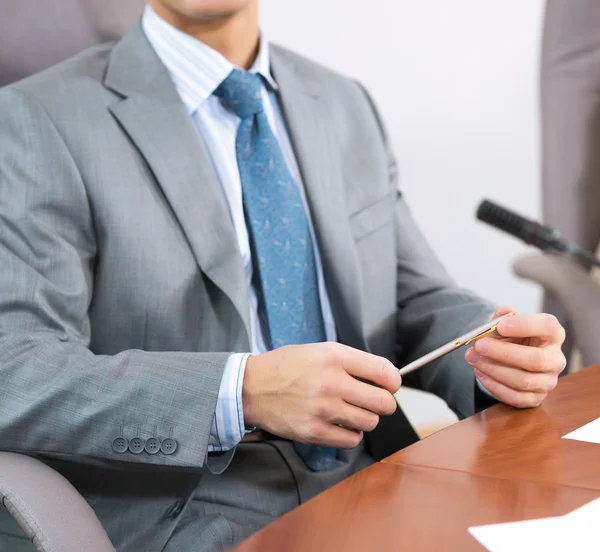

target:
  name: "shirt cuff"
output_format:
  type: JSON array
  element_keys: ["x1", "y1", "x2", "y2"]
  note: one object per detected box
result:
[
  {"x1": 208, "y1": 352, "x2": 251, "y2": 452},
  {"x1": 475, "y1": 375, "x2": 496, "y2": 399}
]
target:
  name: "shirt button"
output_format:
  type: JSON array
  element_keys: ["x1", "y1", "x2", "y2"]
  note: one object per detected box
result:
[
  {"x1": 161, "y1": 438, "x2": 178, "y2": 455},
  {"x1": 129, "y1": 437, "x2": 145, "y2": 454},
  {"x1": 145, "y1": 437, "x2": 161, "y2": 455},
  {"x1": 112, "y1": 437, "x2": 128, "y2": 454}
]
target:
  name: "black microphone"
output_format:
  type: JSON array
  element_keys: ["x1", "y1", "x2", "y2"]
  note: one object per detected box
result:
[{"x1": 476, "y1": 199, "x2": 600, "y2": 269}]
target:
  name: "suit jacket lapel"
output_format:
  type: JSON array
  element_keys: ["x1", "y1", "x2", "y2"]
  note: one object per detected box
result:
[
  {"x1": 104, "y1": 23, "x2": 251, "y2": 346},
  {"x1": 270, "y1": 47, "x2": 367, "y2": 351}
]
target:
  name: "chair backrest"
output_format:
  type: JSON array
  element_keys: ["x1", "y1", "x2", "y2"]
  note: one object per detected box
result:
[
  {"x1": 541, "y1": 0, "x2": 600, "y2": 252},
  {"x1": 0, "y1": 0, "x2": 145, "y2": 87},
  {"x1": 540, "y1": 0, "x2": 600, "y2": 348}
]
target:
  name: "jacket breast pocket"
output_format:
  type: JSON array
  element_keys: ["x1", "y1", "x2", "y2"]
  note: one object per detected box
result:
[{"x1": 349, "y1": 192, "x2": 395, "y2": 242}]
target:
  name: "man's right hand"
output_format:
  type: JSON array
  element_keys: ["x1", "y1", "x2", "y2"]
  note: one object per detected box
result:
[{"x1": 242, "y1": 343, "x2": 401, "y2": 449}]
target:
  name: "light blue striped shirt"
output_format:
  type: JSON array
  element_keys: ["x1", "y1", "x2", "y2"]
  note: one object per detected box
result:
[{"x1": 142, "y1": 5, "x2": 337, "y2": 452}]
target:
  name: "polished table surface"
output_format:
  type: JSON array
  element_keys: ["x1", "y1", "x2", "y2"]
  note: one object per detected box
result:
[
  {"x1": 384, "y1": 365, "x2": 600, "y2": 489},
  {"x1": 234, "y1": 365, "x2": 600, "y2": 551},
  {"x1": 233, "y1": 463, "x2": 600, "y2": 551}
]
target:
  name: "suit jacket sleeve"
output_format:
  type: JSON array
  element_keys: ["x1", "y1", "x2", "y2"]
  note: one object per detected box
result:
[
  {"x1": 358, "y1": 84, "x2": 497, "y2": 420},
  {"x1": 0, "y1": 87, "x2": 234, "y2": 472}
]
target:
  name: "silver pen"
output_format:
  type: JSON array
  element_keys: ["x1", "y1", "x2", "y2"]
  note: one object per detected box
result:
[{"x1": 398, "y1": 312, "x2": 515, "y2": 376}]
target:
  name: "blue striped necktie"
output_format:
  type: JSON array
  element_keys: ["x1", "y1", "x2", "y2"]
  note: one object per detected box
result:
[{"x1": 214, "y1": 69, "x2": 343, "y2": 471}]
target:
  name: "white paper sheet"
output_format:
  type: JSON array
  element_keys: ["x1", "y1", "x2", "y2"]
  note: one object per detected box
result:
[
  {"x1": 562, "y1": 417, "x2": 600, "y2": 444},
  {"x1": 564, "y1": 496, "x2": 600, "y2": 520},
  {"x1": 468, "y1": 497, "x2": 600, "y2": 552}
]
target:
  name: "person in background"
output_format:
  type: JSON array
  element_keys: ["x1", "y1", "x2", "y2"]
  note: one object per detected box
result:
[{"x1": 0, "y1": 1, "x2": 566, "y2": 550}]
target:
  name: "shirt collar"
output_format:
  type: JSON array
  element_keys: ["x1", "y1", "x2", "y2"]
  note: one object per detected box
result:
[{"x1": 142, "y1": 4, "x2": 278, "y2": 115}]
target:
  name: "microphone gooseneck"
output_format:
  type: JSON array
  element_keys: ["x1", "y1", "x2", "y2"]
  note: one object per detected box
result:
[{"x1": 476, "y1": 199, "x2": 600, "y2": 269}]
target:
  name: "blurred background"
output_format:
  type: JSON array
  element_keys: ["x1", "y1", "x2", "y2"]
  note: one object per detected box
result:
[{"x1": 262, "y1": 0, "x2": 545, "y2": 315}]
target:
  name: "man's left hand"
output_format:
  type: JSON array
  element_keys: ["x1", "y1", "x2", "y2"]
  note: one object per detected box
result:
[{"x1": 465, "y1": 306, "x2": 567, "y2": 408}]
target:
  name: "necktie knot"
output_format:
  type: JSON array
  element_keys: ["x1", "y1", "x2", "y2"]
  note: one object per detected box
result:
[{"x1": 214, "y1": 69, "x2": 264, "y2": 119}]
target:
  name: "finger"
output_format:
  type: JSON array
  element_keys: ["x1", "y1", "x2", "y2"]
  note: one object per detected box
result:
[
  {"x1": 302, "y1": 423, "x2": 364, "y2": 449},
  {"x1": 472, "y1": 338, "x2": 566, "y2": 374},
  {"x1": 334, "y1": 344, "x2": 401, "y2": 393},
  {"x1": 327, "y1": 402, "x2": 381, "y2": 433},
  {"x1": 468, "y1": 353, "x2": 558, "y2": 394},
  {"x1": 496, "y1": 313, "x2": 566, "y2": 344},
  {"x1": 491, "y1": 305, "x2": 516, "y2": 319},
  {"x1": 473, "y1": 368, "x2": 545, "y2": 409},
  {"x1": 339, "y1": 377, "x2": 398, "y2": 416}
]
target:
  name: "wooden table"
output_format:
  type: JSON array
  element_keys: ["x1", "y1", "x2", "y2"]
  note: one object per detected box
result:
[
  {"x1": 384, "y1": 365, "x2": 600, "y2": 489},
  {"x1": 234, "y1": 366, "x2": 600, "y2": 551}
]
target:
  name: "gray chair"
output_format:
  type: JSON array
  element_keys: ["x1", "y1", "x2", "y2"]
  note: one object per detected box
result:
[
  {"x1": 514, "y1": 0, "x2": 600, "y2": 369},
  {"x1": 0, "y1": 453, "x2": 115, "y2": 551},
  {"x1": 0, "y1": 2, "x2": 144, "y2": 550},
  {"x1": 0, "y1": 0, "x2": 143, "y2": 86}
]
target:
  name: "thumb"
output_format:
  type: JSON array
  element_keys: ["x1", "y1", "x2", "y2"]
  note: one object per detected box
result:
[{"x1": 490, "y1": 305, "x2": 516, "y2": 320}]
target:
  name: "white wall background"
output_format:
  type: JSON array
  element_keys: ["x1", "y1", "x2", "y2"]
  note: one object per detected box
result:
[{"x1": 261, "y1": 0, "x2": 546, "y2": 314}]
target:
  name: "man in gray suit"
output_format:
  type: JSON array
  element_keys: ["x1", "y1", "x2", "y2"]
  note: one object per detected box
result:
[{"x1": 0, "y1": 0, "x2": 566, "y2": 550}]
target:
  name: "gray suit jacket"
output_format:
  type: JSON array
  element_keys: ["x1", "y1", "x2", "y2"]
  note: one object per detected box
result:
[{"x1": 0, "y1": 20, "x2": 491, "y2": 501}]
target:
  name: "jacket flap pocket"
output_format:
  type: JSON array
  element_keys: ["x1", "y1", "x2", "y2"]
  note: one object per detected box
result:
[{"x1": 349, "y1": 192, "x2": 394, "y2": 241}]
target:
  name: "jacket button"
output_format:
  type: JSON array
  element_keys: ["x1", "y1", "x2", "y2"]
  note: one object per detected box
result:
[
  {"x1": 112, "y1": 437, "x2": 128, "y2": 453},
  {"x1": 145, "y1": 437, "x2": 161, "y2": 455},
  {"x1": 161, "y1": 438, "x2": 178, "y2": 455},
  {"x1": 129, "y1": 437, "x2": 145, "y2": 454}
]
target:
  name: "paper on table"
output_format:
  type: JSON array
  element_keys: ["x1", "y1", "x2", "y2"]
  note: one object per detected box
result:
[
  {"x1": 564, "y1": 496, "x2": 600, "y2": 520},
  {"x1": 469, "y1": 516, "x2": 570, "y2": 552},
  {"x1": 562, "y1": 417, "x2": 600, "y2": 444},
  {"x1": 468, "y1": 497, "x2": 600, "y2": 552}
]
